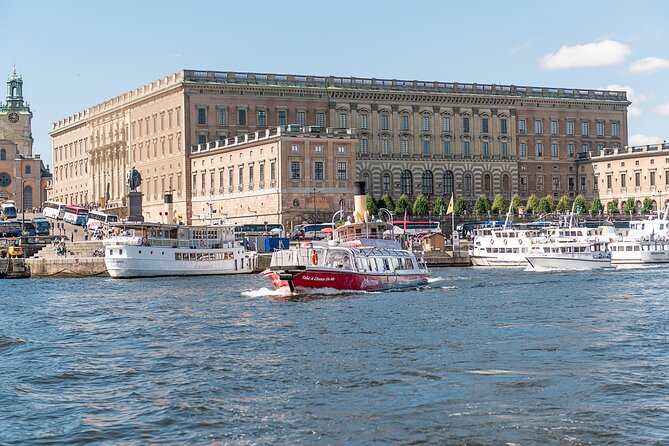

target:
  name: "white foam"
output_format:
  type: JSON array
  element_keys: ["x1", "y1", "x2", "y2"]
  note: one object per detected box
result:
[
  {"x1": 427, "y1": 276, "x2": 446, "y2": 283},
  {"x1": 241, "y1": 286, "x2": 293, "y2": 298}
]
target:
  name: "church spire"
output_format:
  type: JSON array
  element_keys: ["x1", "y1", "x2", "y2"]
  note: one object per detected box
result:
[{"x1": 4, "y1": 67, "x2": 27, "y2": 111}]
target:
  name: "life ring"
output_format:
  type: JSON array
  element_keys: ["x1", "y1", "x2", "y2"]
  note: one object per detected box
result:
[
  {"x1": 200, "y1": 240, "x2": 205, "y2": 248},
  {"x1": 141, "y1": 236, "x2": 148, "y2": 246},
  {"x1": 311, "y1": 249, "x2": 319, "y2": 265},
  {"x1": 503, "y1": 239, "x2": 508, "y2": 245}
]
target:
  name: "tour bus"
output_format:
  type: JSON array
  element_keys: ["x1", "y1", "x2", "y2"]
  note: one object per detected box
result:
[
  {"x1": 31, "y1": 217, "x2": 51, "y2": 236},
  {"x1": 232, "y1": 223, "x2": 284, "y2": 237},
  {"x1": 1, "y1": 201, "x2": 17, "y2": 220},
  {"x1": 63, "y1": 205, "x2": 89, "y2": 226},
  {"x1": 86, "y1": 210, "x2": 118, "y2": 231},
  {"x1": 290, "y1": 223, "x2": 336, "y2": 240},
  {"x1": 0, "y1": 221, "x2": 22, "y2": 237},
  {"x1": 392, "y1": 220, "x2": 441, "y2": 235},
  {"x1": 42, "y1": 201, "x2": 66, "y2": 220}
]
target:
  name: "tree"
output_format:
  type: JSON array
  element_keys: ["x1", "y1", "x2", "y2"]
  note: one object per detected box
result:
[
  {"x1": 491, "y1": 194, "x2": 507, "y2": 214},
  {"x1": 574, "y1": 194, "x2": 587, "y2": 214},
  {"x1": 454, "y1": 197, "x2": 467, "y2": 216},
  {"x1": 556, "y1": 194, "x2": 571, "y2": 213},
  {"x1": 511, "y1": 194, "x2": 522, "y2": 213},
  {"x1": 623, "y1": 197, "x2": 636, "y2": 214},
  {"x1": 537, "y1": 195, "x2": 554, "y2": 214},
  {"x1": 606, "y1": 198, "x2": 619, "y2": 215},
  {"x1": 366, "y1": 193, "x2": 379, "y2": 216},
  {"x1": 590, "y1": 197, "x2": 603, "y2": 215},
  {"x1": 642, "y1": 197, "x2": 654, "y2": 214},
  {"x1": 412, "y1": 193, "x2": 429, "y2": 216},
  {"x1": 525, "y1": 194, "x2": 539, "y2": 214},
  {"x1": 433, "y1": 196, "x2": 445, "y2": 216},
  {"x1": 381, "y1": 193, "x2": 395, "y2": 212},
  {"x1": 395, "y1": 194, "x2": 411, "y2": 216},
  {"x1": 474, "y1": 193, "x2": 491, "y2": 215}
]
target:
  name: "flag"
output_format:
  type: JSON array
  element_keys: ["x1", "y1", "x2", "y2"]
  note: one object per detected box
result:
[{"x1": 446, "y1": 194, "x2": 454, "y2": 215}]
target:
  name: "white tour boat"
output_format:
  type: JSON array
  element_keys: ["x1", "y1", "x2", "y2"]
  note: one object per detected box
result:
[
  {"x1": 261, "y1": 182, "x2": 430, "y2": 293},
  {"x1": 104, "y1": 222, "x2": 257, "y2": 278},
  {"x1": 610, "y1": 205, "x2": 669, "y2": 265},
  {"x1": 526, "y1": 240, "x2": 611, "y2": 270}
]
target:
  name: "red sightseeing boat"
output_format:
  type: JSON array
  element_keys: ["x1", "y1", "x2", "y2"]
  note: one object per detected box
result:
[{"x1": 261, "y1": 182, "x2": 430, "y2": 293}]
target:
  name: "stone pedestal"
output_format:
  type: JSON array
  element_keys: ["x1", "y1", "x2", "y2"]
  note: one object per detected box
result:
[{"x1": 128, "y1": 191, "x2": 144, "y2": 222}]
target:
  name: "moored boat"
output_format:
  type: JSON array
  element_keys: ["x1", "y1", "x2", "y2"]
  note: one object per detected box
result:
[
  {"x1": 610, "y1": 205, "x2": 669, "y2": 265},
  {"x1": 526, "y1": 240, "x2": 611, "y2": 270},
  {"x1": 104, "y1": 222, "x2": 257, "y2": 278},
  {"x1": 261, "y1": 182, "x2": 430, "y2": 293}
]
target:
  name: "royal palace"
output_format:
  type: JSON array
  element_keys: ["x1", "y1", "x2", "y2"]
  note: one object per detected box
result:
[{"x1": 49, "y1": 69, "x2": 647, "y2": 228}]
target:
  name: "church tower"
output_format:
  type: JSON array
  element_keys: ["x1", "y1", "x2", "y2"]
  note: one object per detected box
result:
[{"x1": 0, "y1": 66, "x2": 34, "y2": 157}]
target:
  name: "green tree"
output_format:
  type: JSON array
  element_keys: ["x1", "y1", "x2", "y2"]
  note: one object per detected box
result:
[
  {"x1": 511, "y1": 194, "x2": 522, "y2": 213},
  {"x1": 606, "y1": 198, "x2": 619, "y2": 215},
  {"x1": 474, "y1": 193, "x2": 491, "y2": 215},
  {"x1": 590, "y1": 197, "x2": 603, "y2": 215},
  {"x1": 412, "y1": 193, "x2": 429, "y2": 216},
  {"x1": 381, "y1": 193, "x2": 395, "y2": 212},
  {"x1": 454, "y1": 197, "x2": 467, "y2": 216},
  {"x1": 395, "y1": 194, "x2": 411, "y2": 216},
  {"x1": 642, "y1": 197, "x2": 654, "y2": 214},
  {"x1": 491, "y1": 194, "x2": 507, "y2": 214},
  {"x1": 537, "y1": 195, "x2": 554, "y2": 214},
  {"x1": 623, "y1": 197, "x2": 636, "y2": 214},
  {"x1": 556, "y1": 194, "x2": 571, "y2": 213},
  {"x1": 366, "y1": 193, "x2": 379, "y2": 216},
  {"x1": 574, "y1": 194, "x2": 587, "y2": 214},
  {"x1": 433, "y1": 196, "x2": 445, "y2": 216},
  {"x1": 525, "y1": 194, "x2": 539, "y2": 214}
]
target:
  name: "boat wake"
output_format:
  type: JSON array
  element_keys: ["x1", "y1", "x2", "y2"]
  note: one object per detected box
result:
[
  {"x1": 241, "y1": 286, "x2": 294, "y2": 298},
  {"x1": 427, "y1": 276, "x2": 446, "y2": 283}
]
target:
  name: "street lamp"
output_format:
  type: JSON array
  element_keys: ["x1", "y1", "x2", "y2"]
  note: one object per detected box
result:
[{"x1": 312, "y1": 188, "x2": 317, "y2": 222}]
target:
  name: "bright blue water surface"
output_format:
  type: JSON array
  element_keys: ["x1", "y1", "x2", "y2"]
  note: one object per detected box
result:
[{"x1": 1, "y1": 266, "x2": 668, "y2": 445}]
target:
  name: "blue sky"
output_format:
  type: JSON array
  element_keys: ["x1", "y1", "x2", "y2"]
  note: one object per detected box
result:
[{"x1": 4, "y1": 0, "x2": 668, "y2": 169}]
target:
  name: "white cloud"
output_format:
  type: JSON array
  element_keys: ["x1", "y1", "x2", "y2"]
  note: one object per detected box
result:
[
  {"x1": 601, "y1": 84, "x2": 644, "y2": 102},
  {"x1": 655, "y1": 102, "x2": 669, "y2": 117},
  {"x1": 629, "y1": 133, "x2": 663, "y2": 146},
  {"x1": 628, "y1": 105, "x2": 643, "y2": 118},
  {"x1": 629, "y1": 57, "x2": 669, "y2": 75},
  {"x1": 539, "y1": 40, "x2": 631, "y2": 70}
]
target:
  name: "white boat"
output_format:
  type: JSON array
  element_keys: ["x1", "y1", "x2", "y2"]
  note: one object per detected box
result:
[
  {"x1": 104, "y1": 222, "x2": 257, "y2": 278},
  {"x1": 469, "y1": 226, "x2": 539, "y2": 266},
  {"x1": 526, "y1": 240, "x2": 611, "y2": 270},
  {"x1": 262, "y1": 182, "x2": 430, "y2": 293},
  {"x1": 610, "y1": 205, "x2": 669, "y2": 265}
]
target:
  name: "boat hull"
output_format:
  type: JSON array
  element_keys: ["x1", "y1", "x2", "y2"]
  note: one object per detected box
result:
[
  {"x1": 526, "y1": 256, "x2": 611, "y2": 270},
  {"x1": 469, "y1": 255, "x2": 527, "y2": 267},
  {"x1": 262, "y1": 268, "x2": 429, "y2": 292},
  {"x1": 105, "y1": 245, "x2": 257, "y2": 278}
]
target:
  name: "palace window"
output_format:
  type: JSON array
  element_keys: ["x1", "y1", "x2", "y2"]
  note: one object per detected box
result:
[
  {"x1": 442, "y1": 116, "x2": 451, "y2": 132},
  {"x1": 481, "y1": 118, "x2": 489, "y2": 134},
  {"x1": 500, "y1": 118, "x2": 508, "y2": 134},
  {"x1": 338, "y1": 112, "x2": 347, "y2": 129},
  {"x1": 197, "y1": 108, "x2": 206, "y2": 125},
  {"x1": 290, "y1": 161, "x2": 300, "y2": 179},
  {"x1": 383, "y1": 172, "x2": 391, "y2": 191},
  {"x1": 462, "y1": 117, "x2": 470, "y2": 133},
  {"x1": 443, "y1": 140, "x2": 451, "y2": 156},
  {"x1": 278, "y1": 110, "x2": 287, "y2": 126},
  {"x1": 380, "y1": 114, "x2": 389, "y2": 130},
  {"x1": 401, "y1": 170, "x2": 413, "y2": 195},
  {"x1": 317, "y1": 112, "x2": 325, "y2": 128},
  {"x1": 217, "y1": 108, "x2": 227, "y2": 125},
  {"x1": 257, "y1": 110, "x2": 267, "y2": 127},
  {"x1": 314, "y1": 161, "x2": 324, "y2": 180},
  {"x1": 337, "y1": 162, "x2": 347, "y2": 180},
  {"x1": 535, "y1": 119, "x2": 542, "y2": 134},
  {"x1": 297, "y1": 111, "x2": 306, "y2": 127},
  {"x1": 238, "y1": 109, "x2": 247, "y2": 126},
  {"x1": 422, "y1": 116, "x2": 430, "y2": 131},
  {"x1": 381, "y1": 138, "x2": 389, "y2": 155},
  {"x1": 401, "y1": 115, "x2": 410, "y2": 131},
  {"x1": 519, "y1": 143, "x2": 527, "y2": 157},
  {"x1": 359, "y1": 113, "x2": 368, "y2": 130},
  {"x1": 551, "y1": 143, "x2": 559, "y2": 158}
]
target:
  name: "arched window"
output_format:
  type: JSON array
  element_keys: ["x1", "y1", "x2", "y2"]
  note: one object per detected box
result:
[
  {"x1": 401, "y1": 170, "x2": 413, "y2": 195},
  {"x1": 25, "y1": 165, "x2": 31, "y2": 174},
  {"x1": 0, "y1": 149, "x2": 5, "y2": 160},
  {"x1": 484, "y1": 173, "x2": 492, "y2": 193},
  {"x1": 422, "y1": 170, "x2": 433, "y2": 195},
  {"x1": 464, "y1": 173, "x2": 473, "y2": 197},
  {"x1": 502, "y1": 174, "x2": 510, "y2": 198},
  {"x1": 362, "y1": 172, "x2": 370, "y2": 189},
  {"x1": 383, "y1": 172, "x2": 391, "y2": 191},
  {"x1": 23, "y1": 185, "x2": 33, "y2": 210},
  {"x1": 443, "y1": 171, "x2": 454, "y2": 197}
]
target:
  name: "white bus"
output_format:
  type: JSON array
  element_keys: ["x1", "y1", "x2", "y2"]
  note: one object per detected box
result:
[
  {"x1": 86, "y1": 210, "x2": 118, "y2": 231},
  {"x1": 42, "y1": 201, "x2": 66, "y2": 220}
]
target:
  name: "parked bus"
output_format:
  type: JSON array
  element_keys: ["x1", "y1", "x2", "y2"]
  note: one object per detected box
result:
[
  {"x1": 63, "y1": 205, "x2": 89, "y2": 226},
  {"x1": 42, "y1": 201, "x2": 66, "y2": 220},
  {"x1": 392, "y1": 220, "x2": 441, "y2": 235},
  {"x1": 0, "y1": 221, "x2": 22, "y2": 237},
  {"x1": 1, "y1": 201, "x2": 17, "y2": 220},
  {"x1": 233, "y1": 223, "x2": 284, "y2": 237},
  {"x1": 290, "y1": 223, "x2": 335, "y2": 240},
  {"x1": 31, "y1": 217, "x2": 51, "y2": 236},
  {"x1": 86, "y1": 210, "x2": 118, "y2": 231}
]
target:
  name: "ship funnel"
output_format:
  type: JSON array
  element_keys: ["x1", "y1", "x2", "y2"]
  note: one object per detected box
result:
[
  {"x1": 164, "y1": 193, "x2": 174, "y2": 224},
  {"x1": 353, "y1": 181, "x2": 367, "y2": 223}
]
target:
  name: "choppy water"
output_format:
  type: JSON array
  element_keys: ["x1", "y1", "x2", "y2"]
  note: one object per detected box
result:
[{"x1": 1, "y1": 266, "x2": 668, "y2": 445}]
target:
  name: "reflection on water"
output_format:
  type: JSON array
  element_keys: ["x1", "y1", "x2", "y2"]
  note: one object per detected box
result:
[{"x1": 1, "y1": 266, "x2": 668, "y2": 444}]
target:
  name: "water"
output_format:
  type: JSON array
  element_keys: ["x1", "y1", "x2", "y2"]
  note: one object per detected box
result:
[{"x1": 1, "y1": 267, "x2": 668, "y2": 445}]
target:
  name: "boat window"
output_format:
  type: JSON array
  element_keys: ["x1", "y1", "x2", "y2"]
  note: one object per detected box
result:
[{"x1": 383, "y1": 258, "x2": 390, "y2": 271}]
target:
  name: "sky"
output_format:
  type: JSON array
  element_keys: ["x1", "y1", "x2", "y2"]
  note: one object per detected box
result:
[{"x1": 3, "y1": 0, "x2": 668, "y2": 170}]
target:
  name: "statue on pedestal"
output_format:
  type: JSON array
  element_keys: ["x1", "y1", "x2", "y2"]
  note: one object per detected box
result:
[{"x1": 127, "y1": 166, "x2": 142, "y2": 192}]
